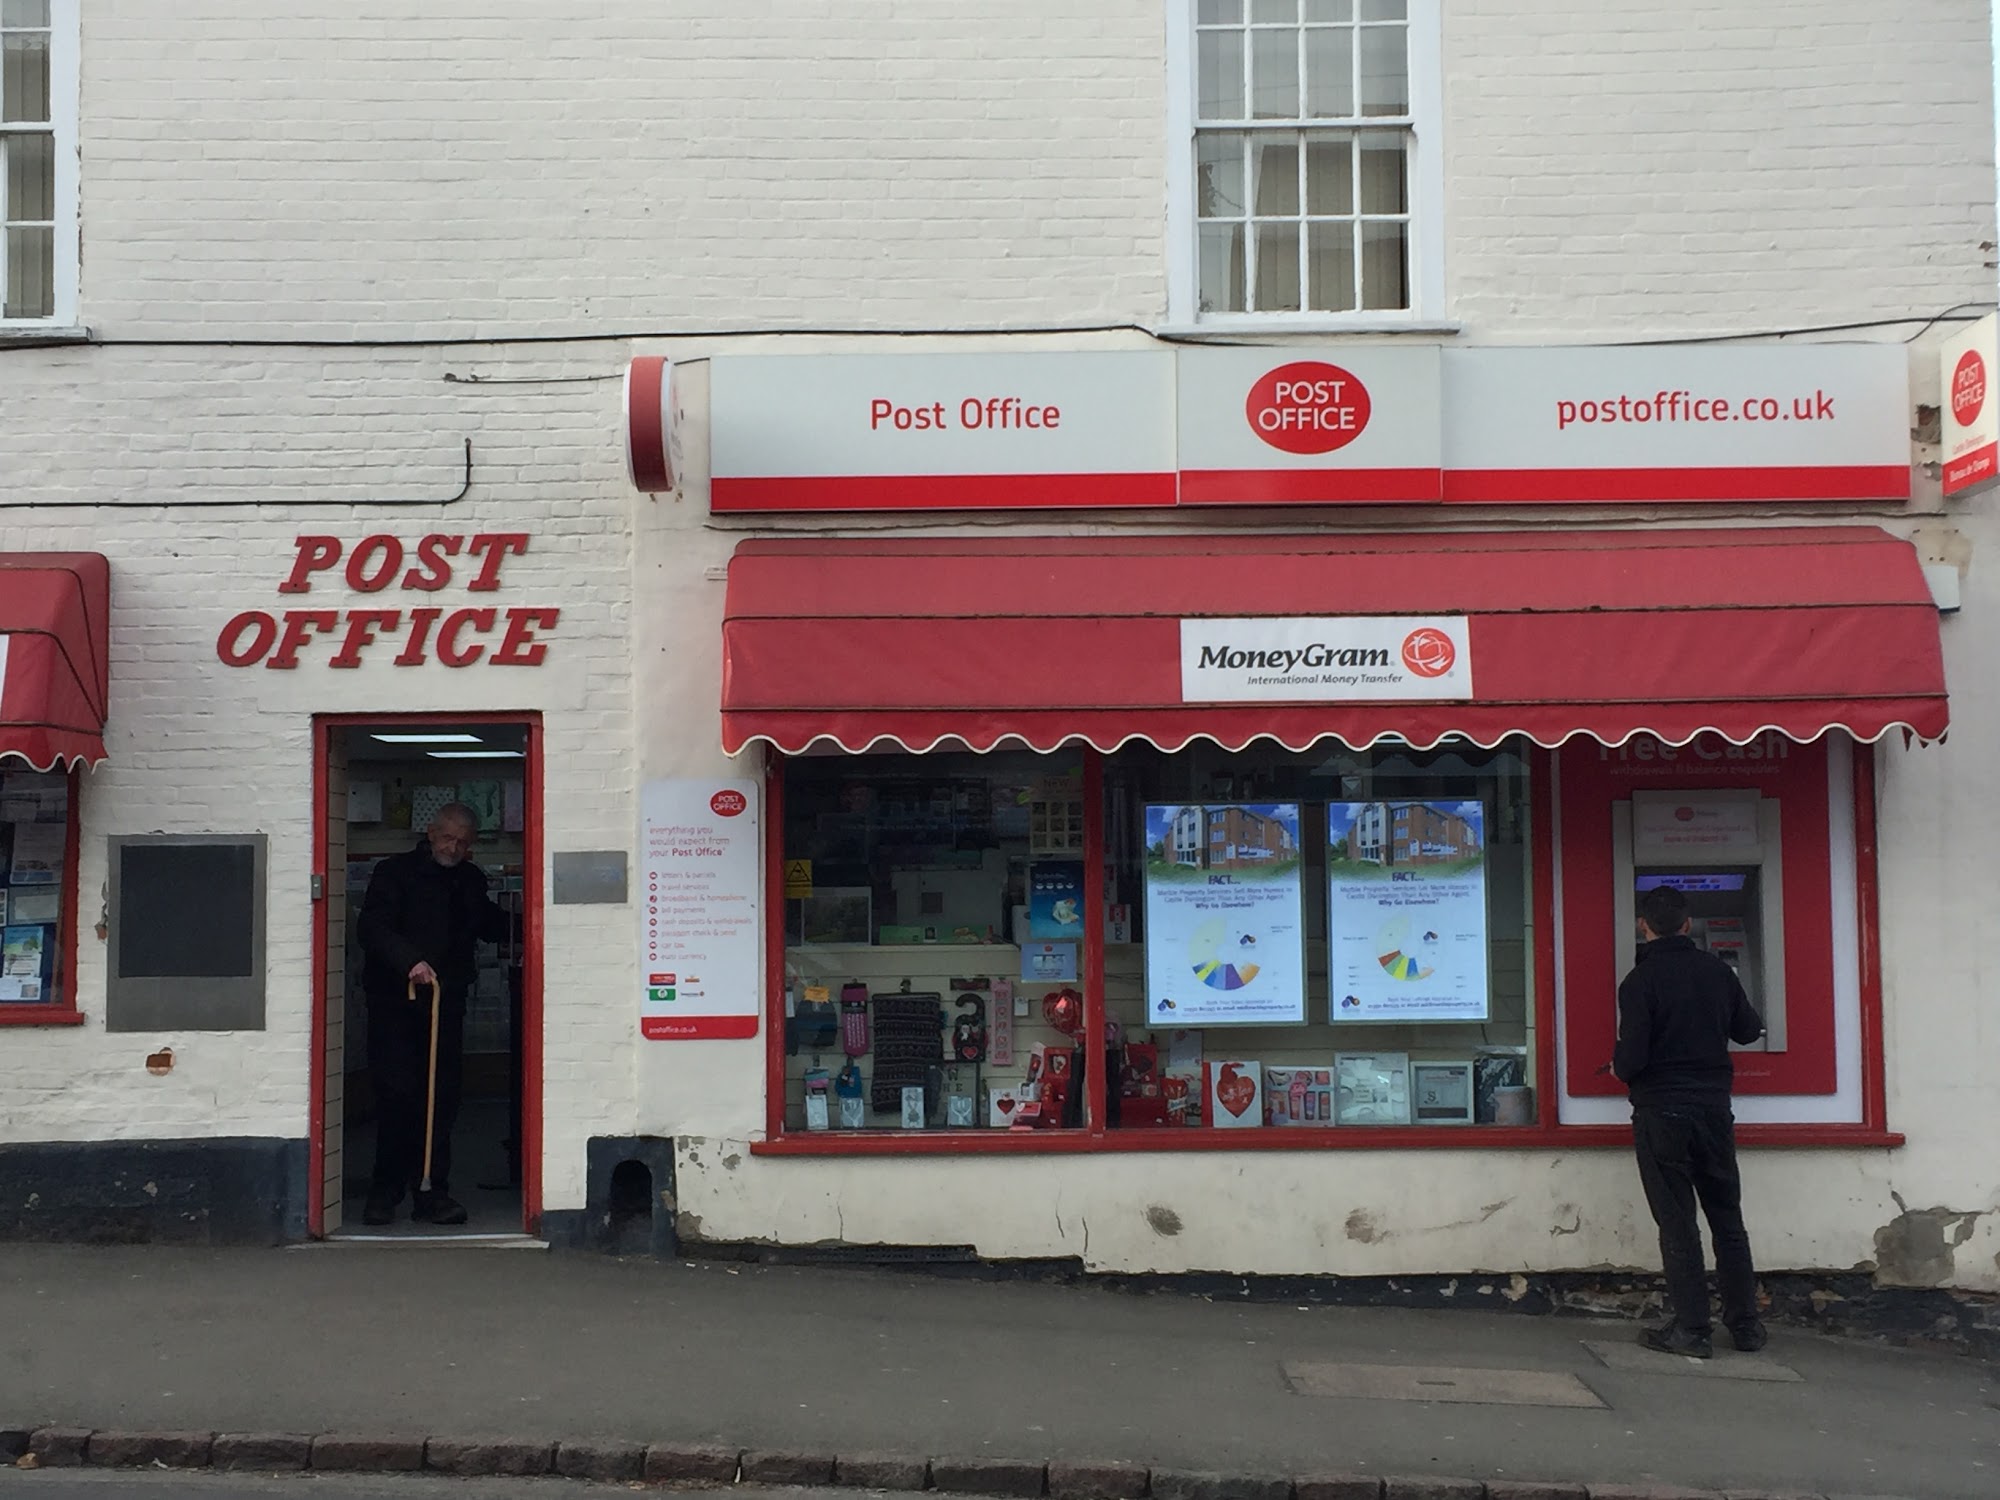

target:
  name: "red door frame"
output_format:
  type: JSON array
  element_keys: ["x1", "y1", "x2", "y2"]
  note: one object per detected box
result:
[{"x1": 309, "y1": 711, "x2": 546, "y2": 1237}]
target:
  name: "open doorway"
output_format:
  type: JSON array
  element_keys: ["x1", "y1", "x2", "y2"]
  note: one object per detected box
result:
[{"x1": 311, "y1": 714, "x2": 542, "y2": 1240}]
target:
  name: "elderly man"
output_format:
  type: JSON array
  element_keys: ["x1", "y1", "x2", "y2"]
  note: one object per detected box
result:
[{"x1": 357, "y1": 802, "x2": 516, "y2": 1226}]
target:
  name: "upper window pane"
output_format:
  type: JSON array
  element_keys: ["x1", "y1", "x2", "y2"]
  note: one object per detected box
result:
[
  {"x1": 1, "y1": 29, "x2": 50, "y2": 123},
  {"x1": 1250, "y1": 28, "x2": 1300, "y2": 119},
  {"x1": 1197, "y1": 28, "x2": 1246, "y2": 120},
  {"x1": 1358, "y1": 23, "x2": 1408, "y2": 115},
  {"x1": 1303, "y1": 27, "x2": 1355, "y2": 117}
]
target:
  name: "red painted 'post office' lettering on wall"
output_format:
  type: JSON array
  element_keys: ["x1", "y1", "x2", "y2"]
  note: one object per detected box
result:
[{"x1": 216, "y1": 533, "x2": 560, "y2": 669}]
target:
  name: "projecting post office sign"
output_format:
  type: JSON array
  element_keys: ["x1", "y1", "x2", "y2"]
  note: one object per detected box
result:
[
  {"x1": 215, "y1": 532, "x2": 561, "y2": 669},
  {"x1": 1179, "y1": 617, "x2": 1473, "y2": 703}
]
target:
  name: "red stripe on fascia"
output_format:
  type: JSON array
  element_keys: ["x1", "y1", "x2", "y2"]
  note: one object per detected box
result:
[
  {"x1": 710, "y1": 473, "x2": 1177, "y2": 513},
  {"x1": 1177, "y1": 468, "x2": 1443, "y2": 504},
  {"x1": 626, "y1": 359, "x2": 672, "y2": 492},
  {"x1": 640, "y1": 1015, "x2": 760, "y2": 1040},
  {"x1": 1943, "y1": 443, "x2": 1997, "y2": 493},
  {"x1": 1442, "y1": 465, "x2": 1913, "y2": 504}
]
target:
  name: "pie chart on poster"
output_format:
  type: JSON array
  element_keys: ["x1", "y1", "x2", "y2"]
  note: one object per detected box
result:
[
  {"x1": 1190, "y1": 917, "x2": 1262, "y2": 991},
  {"x1": 1376, "y1": 916, "x2": 1436, "y2": 982}
]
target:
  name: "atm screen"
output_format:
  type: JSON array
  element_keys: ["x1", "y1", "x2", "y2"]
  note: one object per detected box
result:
[{"x1": 1635, "y1": 872, "x2": 1747, "y2": 893}]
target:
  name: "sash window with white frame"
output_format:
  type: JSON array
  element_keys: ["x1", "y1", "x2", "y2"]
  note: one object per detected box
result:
[
  {"x1": 1, "y1": 0, "x2": 76, "y2": 325},
  {"x1": 1187, "y1": 0, "x2": 1431, "y2": 319}
]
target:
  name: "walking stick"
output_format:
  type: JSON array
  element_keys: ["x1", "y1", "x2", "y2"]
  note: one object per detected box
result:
[{"x1": 409, "y1": 977, "x2": 443, "y2": 1194}]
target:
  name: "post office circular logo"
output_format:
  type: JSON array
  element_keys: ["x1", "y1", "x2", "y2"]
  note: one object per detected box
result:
[
  {"x1": 1399, "y1": 628, "x2": 1456, "y2": 678},
  {"x1": 1245, "y1": 361, "x2": 1372, "y2": 454},
  {"x1": 710, "y1": 790, "x2": 748, "y2": 818},
  {"x1": 1952, "y1": 350, "x2": 1987, "y2": 425}
]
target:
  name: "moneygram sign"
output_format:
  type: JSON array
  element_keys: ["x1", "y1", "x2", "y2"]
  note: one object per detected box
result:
[{"x1": 1180, "y1": 617, "x2": 1473, "y2": 703}]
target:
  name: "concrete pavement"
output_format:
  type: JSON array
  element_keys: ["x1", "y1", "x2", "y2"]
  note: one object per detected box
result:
[{"x1": 1, "y1": 1245, "x2": 1996, "y2": 1498}]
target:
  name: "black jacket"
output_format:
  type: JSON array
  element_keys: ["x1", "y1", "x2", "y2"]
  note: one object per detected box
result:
[
  {"x1": 1612, "y1": 933, "x2": 1766, "y2": 1108},
  {"x1": 357, "y1": 841, "x2": 513, "y2": 1006}
]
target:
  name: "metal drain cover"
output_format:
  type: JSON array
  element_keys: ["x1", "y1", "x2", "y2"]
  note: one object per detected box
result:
[
  {"x1": 1281, "y1": 1361, "x2": 1607, "y2": 1408},
  {"x1": 1581, "y1": 1339, "x2": 1803, "y2": 1381}
]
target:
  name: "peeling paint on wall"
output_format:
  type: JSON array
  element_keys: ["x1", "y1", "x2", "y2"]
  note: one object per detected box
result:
[{"x1": 1872, "y1": 1192, "x2": 1986, "y2": 1287}]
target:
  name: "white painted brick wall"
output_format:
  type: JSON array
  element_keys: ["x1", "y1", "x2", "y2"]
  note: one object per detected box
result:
[
  {"x1": 4, "y1": 2, "x2": 1998, "y2": 1273},
  {"x1": 62, "y1": 2, "x2": 1994, "y2": 342}
]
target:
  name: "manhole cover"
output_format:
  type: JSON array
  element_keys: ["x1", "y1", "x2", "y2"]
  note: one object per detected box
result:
[
  {"x1": 1281, "y1": 1361, "x2": 1607, "y2": 1408},
  {"x1": 1581, "y1": 1339, "x2": 1803, "y2": 1382}
]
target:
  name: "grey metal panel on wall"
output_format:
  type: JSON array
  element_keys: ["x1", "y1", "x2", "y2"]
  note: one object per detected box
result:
[
  {"x1": 553, "y1": 849, "x2": 628, "y2": 905},
  {"x1": 106, "y1": 833, "x2": 269, "y2": 1031}
]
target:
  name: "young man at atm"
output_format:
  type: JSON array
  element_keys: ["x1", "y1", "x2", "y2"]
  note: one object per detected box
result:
[{"x1": 1613, "y1": 883, "x2": 1769, "y2": 1358}]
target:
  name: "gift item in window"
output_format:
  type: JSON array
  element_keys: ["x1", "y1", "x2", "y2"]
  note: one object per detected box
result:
[
  {"x1": 1473, "y1": 1049, "x2": 1529, "y2": 1124},
  {"x1": 804, "y1": 1067, "x2": 831, "y2": 1132},
  {"x1": 1014, "y1": 1042, "x2": 1076, "y2": 1128},
  {"x1": 1410, "y1": 1060, "x2": 1476, "y2": 1124},
  {"x1": 1336, "y1": 1052, "x2": 1412, "y2": 1126},
  {"x1": 1265, "y1": 1067, "x2": 1334, "y2": 1127},
  {"x1": 835, "y1": 1061, "x2": 866, "y2": 1129},
  {"x1": 951, "y1": 996, "x2": 987, "y2": 1063},
  {"x1": 1119, "y1": 1042, "x2": 1169, "y2": 1128},
  {"x1": 1204, "y1": 1059, "x2": 1264, "y2": 1129},
  {"x1": 790, "y1": 984, "x2": 839, "y2": 1054},
  {"x1": 944, "y1": 1066, "x2": 977, "y2": 1127},
  {"x1": 1041, "y1": 984, "x2": 1083, "y2": 1038},
  {"x1": 840, "y1": 982, "x2": 871, "y2": 1055},
  {"x1": 868, "y1": 991, "x2": 945, "y2": 1114}
]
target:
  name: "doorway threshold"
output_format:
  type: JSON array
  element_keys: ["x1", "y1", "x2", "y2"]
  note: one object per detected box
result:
[{"x1": 299, "y1": 1233, "x2": 549, "y2": 1251}]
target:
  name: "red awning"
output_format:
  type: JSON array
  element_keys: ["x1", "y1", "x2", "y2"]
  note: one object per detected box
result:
[
  {"x1": 721, "y1": 527, "x2": 1948, "y2": 755},
  {"x1": 0, "y1": 553, "x2": 110, "y2": 770}
]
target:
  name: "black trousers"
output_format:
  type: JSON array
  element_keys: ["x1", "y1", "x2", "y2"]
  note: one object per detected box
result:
[
  {"x1": 1632, "y1": 1103, "x2": 1758, "y2": 1335},
  {"x1": 366, "y1": 991, "x2": 466, "y2": 1199}
]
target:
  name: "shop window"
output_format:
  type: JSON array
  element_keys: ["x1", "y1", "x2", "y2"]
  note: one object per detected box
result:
[
  {"x1": 1103, "y1": 738, "x2": 1535, "y2": 1131},
  {"x1": 0, "y1": 766, "x2": 75, "y2": 1016},
  {"x1": 107, "y1": 833, "x2": 269, "y2": 1032},
  {"x1": 1, "y1": 0, "x2": 79, "y2": 326},
  {"x1": 1176, "y1": 0, "x2": 1442, "y2": 322},
  {"x1": 776, "y1": 737, "x2": 1538, "y2": 1141},
  {"x1": 782, "y1": 752, "x2": 1089, "y2": 1134}
]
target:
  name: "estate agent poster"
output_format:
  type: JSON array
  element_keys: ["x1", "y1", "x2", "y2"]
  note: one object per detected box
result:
[
  {"x1": 1326, "y1": 800, "x2": 1489, "y2": 1022},
  {"x1": 639, "y1": 780, "x2": 761, "y2": 1040},
  {"x1": 1143, "y1": 803, "x2": 1305, "y2": 1025}
]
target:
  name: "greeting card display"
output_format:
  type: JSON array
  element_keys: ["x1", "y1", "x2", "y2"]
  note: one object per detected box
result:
[{"x1": 1204, "y1": 1059, "x2": 1264, "y2": 1129}]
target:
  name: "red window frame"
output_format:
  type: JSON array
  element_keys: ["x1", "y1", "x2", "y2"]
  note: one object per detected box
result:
[
  {"x1": 753, "y1": 741, "x2": 1894, "y2": 1157},
  {"x1": 0, "y1": 764, "x2": 84, "y2": 1027}
]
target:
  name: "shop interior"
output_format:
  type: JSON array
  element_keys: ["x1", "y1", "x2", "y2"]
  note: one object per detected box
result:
[
  {"x1": 0, "y1": 768, "x2": 69, "y2": 1009},
  {"x1": 780, "y1": 739, "x2": 1535, "y2": 1135},
  {"x1": 326, "y1": 722, "x2": 529, "y2": 1236}
]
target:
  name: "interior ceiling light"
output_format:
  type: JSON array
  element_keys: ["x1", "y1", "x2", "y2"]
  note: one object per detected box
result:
[
  {"x1": 371, "y1": 732, "x2": 484, "y2": 744},
  {"x1": 425, "y1": 749, "x2": 526, "y2": 760}
]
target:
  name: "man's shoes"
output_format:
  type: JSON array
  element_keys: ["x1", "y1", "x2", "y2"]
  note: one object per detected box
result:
[
  {"x1": 412, "y1": 1193, "x2": 468, "y2": 1226},
  {"x1": 1730, "y1": 1320, "x2": 1769, "y2": 1353},
  {"x1": 1638, "y1": 1323, "x2": 1713, "y2": 1359},
  {"x1": 361, "y1": 1189, "x2": 399, "y2": 1226}
]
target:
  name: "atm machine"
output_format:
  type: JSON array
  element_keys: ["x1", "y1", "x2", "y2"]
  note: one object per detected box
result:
[{"x1": 1610, "y1": 788, "x2": 1784, "y2": 1053}]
